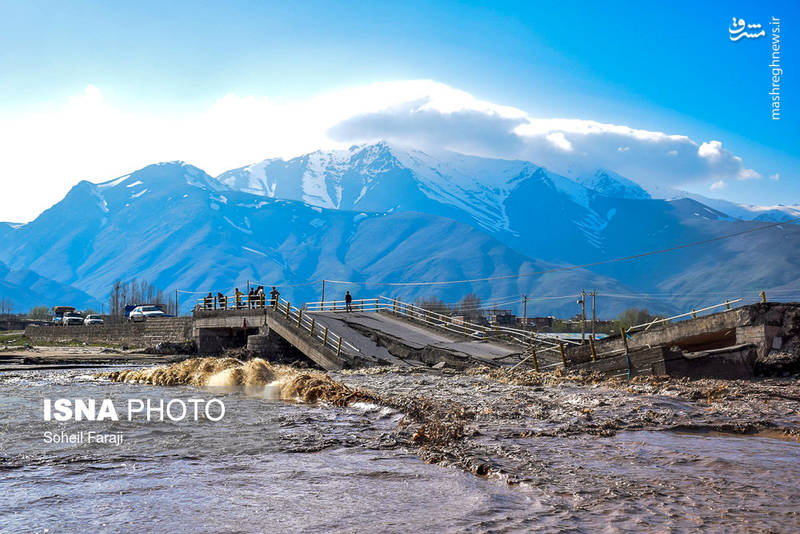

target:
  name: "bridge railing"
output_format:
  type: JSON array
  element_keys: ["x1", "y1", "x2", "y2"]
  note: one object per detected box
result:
[
  {"x1": 305, "y1": 295, "x2": 577, "y2": 351},
  {"x1": 273, "y1": 298, "x2": 361, "y2": 357},
  {"x1": 195, "y1": 293, "x2": 268, "y2": 311},
  {"x1": 626, "y1": 298, "x2": 744, "y2": 334},
  {"x1": 305, "y1": 298, "x2": 381, "y2": 312}
]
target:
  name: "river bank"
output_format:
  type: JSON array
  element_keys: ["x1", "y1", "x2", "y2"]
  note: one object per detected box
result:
[{"x1": 0, "y1": 344, "x2": 186, "y2": 370}]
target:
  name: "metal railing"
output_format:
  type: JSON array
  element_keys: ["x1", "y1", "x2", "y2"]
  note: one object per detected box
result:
[
  {"x1": 273, "y1": 298, "x2": 361, "y2": 357},
  {"x1": 305, "y1": 295, "x2": 579, "y2": 352},
  {"x1": 626, "y1": 298, "x2": 743, "y2": 333},
  {"x1": 195, "y1": 293, "x2": 269, "y2": 311},
  {"x1": 194, "y1": 294, "x2": 360, "y2": 357},
  {"x1": 305, "y1": 298, "x2": 381, "y2": 312}
]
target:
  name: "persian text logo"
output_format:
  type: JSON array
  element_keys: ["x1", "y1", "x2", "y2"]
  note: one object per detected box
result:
[{"x1": 729, "y1": 17, "x2": 765, "y2": 41}]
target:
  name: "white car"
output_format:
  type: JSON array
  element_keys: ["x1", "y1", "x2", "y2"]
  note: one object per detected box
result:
[
  {"x1": 84, "y1": 314, "x2": 104, "y2": 325},
  {"x1": 128, "y1": 305, "x2": 166, "y2": 322},
  {"x1": 62, "y1": 312, "x2": 84, "y2": 326}
]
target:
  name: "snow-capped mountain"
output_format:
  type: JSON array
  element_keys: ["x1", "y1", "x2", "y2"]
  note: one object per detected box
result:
[
  {"x1": 644, "y1": 184, "x2": 800, "y2": 223},
  {"x1": 217, "y1": 142, "x2": 534, "y2": 232},
  {"x1": 2, "y1": 145, "x2": 799, "y2": 315},
  {"x1": 217, "y1": 143, "x2": 633, "y2": 261},
  {"x1": 0, "y1": 161, "x2": 654, "y2": 315}
]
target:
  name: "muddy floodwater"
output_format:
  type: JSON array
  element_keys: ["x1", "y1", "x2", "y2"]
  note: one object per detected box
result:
[{"x1": 1, "y1": 364, "x2": 799, "y2": 533}]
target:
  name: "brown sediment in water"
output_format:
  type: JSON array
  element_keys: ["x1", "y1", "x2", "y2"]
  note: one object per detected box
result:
[
  {"x1": 98, "y1": 357, "x2": 468, "y2": 448},
  {"x1": 99, "y1": 357, "x2": 374, "y2": 404}
]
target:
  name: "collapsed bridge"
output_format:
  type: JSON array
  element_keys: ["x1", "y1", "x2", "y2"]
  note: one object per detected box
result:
[{"x1": 192, "y1": 297, "x2": 542, "y2": 371}]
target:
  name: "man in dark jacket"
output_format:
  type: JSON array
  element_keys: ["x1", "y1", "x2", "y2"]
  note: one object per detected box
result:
[
  {"x1": 345, "y1": 291, "x2": 353, "y2": 312},
  {"x1": 270, "y1": 287, "x2": 280, "y2": 308}
]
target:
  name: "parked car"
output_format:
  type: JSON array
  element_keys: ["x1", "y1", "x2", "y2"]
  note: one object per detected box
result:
[
  {"x1": 62, "y1": 312, "x2": 84, "y2": 326},
  {"x1": 84, "y1": 314, "x2": 104, "y2": 325},
  {"x1": 52, "y1": 306, "x2": 76, "y2": 324},
  {"x1": 128, "y1": 305, "x2": 167, "y2": 322}
]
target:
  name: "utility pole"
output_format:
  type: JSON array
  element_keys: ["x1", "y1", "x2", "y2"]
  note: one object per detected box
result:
[
  {"x1": 579, "y1": 290, "x2": 586, "y2": 343},
  {"x1": 591, "y1": 289, "x2": 596, "y2": 341},
  {"x1": 522, "y1": 294, "x2": 528, "y2": 326},
  {"x1": 321, "y1": 280, "x2": 326, "y2": 307}
]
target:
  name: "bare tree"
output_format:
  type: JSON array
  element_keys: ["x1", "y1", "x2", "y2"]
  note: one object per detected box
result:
[
  {"x1": 414, "y1": 296, "x2": 451, "y2": 316},
  {"x1": 455, "y1": 293, "x2": 483, "y2": 322},
  {"x1": 0, "y1": 297, "x2": 13, "y2": 319},
  {"x1": 108, "y1": 279, "x2": 179, "y2": 320}
]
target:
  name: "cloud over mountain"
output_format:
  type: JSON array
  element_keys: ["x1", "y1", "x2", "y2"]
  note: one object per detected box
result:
[
  {"x1": 327, "y1": 82, "x2": 761, "y2": 188},
  {"x1": 0, "y1": 80, "x2": 763, "y2": 222}
]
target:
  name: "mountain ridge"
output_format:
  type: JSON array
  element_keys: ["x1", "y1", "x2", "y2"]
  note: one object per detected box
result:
[{"x1": 2, "y1": 145, "x2": 798, "y2": 316}]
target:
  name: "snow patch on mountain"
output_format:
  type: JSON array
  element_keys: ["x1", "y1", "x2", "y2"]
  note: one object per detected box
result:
[{"x1": 574, "y1": 168, "x2": 651, "y2": 200}]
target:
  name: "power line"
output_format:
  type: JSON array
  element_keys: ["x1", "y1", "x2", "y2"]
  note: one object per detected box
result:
[
  {"x1": 180, "y1": 216, "x2": 799, "y2": 294},
  {"x1": 323, "y1": 216, "x2": 799, "y2": 287}
]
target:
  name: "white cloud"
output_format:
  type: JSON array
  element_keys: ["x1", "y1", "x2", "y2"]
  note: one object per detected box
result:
[
  {"x1": 770, "y1": 173, "x2": 780, "y2": 181},
  {"x1": 710, "y1": 180, "x2": 727, "y2": 191},
  {"x1": 545, "y1": 132, "x2": 573, "y2": 152},
  {"x1": 737, "y1": 168, "x2": 762, "y2": 180},
  {"x1": 698, "y1": 140, "x2": 722, "y2": 160},
  {"x1": 0, "y1": 79, "x2": 767, "y2": 222}
]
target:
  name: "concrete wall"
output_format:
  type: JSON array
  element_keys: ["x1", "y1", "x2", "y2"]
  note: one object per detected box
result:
[
  {"x1": 665, "y1": 344, "x2": 758, "y2": 380},
  {"x1": 567, "y1": 306, "x2": 754, "y2": 364},
  {"x1": 25, "y1": 317, "x2": 192, "y2": 347}
]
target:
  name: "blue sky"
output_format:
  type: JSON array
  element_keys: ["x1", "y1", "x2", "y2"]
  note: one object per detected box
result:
[{"x1": 0, "y1": 0, "x2": 797, "y2": 221}]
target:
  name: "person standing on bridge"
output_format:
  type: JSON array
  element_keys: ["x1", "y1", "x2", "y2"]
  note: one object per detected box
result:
[
  {"x1": 256, "y1": 286, "x2": 265, "y2": 308},
  {"x1": 235, "y1": 287, "x2": 242, "y2": 309},
  {"x1": 217, "y1": 292, "x2": 227, "y2": 310},
  {"x1": 270, "y1": 287, "x2": 280, "y2": 309},
  {"x1": 345, "y1": 290, "x2": 353, "y2": 312},
  {"x1": 247, "y1": 287, "x2": 256, "y2": 309}
]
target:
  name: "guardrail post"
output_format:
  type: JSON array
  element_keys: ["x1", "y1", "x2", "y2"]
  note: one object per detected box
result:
[
  {"x1": 531, "y1": 346, "x2": 539, "y2": 373},
  {"x1": 619, "y1": 327, "x2": 629, "y2": 353},
  {"x1": 410, "y1": 304, "x2": 415, "y2": 318},
  {"x1": 692, "y1": 308, "x2": 696, "y2": 319},
  {"x1": 337, "y1": 336, "x2": 342, "y2": 357},
  {"x1": 590, "y1": 337, "x2": 597, "y2": 362},
  {"x1": 297, "y1": 309, "x2": 303, "y2": 328},
  {"x1": 725, "y1": 299, "x2": 730, "y2": 310},
  {"x1": 360, "y1": 299, "x2": 364, "y2": 311},
  {"x1": 761, "y1": 290, "x2": 767, "y2": 303},
  {"x1": 375, "y1": 298, "x2": 379, "y2": 311},
  {"x1": 425, "y1": 310, "x2": 430, "y2": 325},
  {"x1": 285, "y1": 302, "x2": 291, "y2": 320},
  {"x1": 310, "y1": 318, "x2": 315, "y2": 337},
  {"x1": 323, "y1": 326, "x2": 329, "y2": 346},
  {"x1": 559, "y1": 341, "x2": 567, "y2": 368}
]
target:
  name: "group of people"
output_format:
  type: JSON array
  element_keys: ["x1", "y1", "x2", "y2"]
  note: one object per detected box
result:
[
  {"x1": 201, "y1": 286, "x2": 282, "y2": 310},
  {"x1": 200, "y1": 287, "x2": 354, "y2": 311}
]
